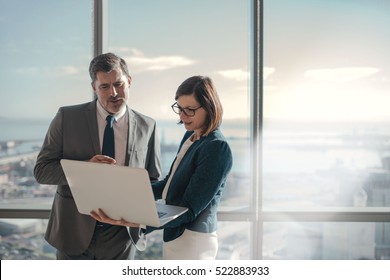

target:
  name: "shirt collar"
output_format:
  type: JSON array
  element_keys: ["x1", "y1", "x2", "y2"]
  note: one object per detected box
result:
[{"x1": 96, "y1": 99, "x2": 127, "y2": 122}]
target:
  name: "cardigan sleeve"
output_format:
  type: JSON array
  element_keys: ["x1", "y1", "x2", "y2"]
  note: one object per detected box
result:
[{"x1": 151, "y1": 175, "x2": 167, "y2": 200}]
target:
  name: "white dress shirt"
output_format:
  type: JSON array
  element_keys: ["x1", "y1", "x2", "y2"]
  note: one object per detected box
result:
[{"x1": 96, "y1": 101, "x2": 128, "y2": 166}]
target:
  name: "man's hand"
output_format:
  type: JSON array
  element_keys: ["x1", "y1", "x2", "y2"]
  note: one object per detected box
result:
[
  {"x1": 90, "y1": 208, "x2": 140, "y2": 228},
  {"x1": 89, "y1": 155, "x2": 116, "y2": 164}
]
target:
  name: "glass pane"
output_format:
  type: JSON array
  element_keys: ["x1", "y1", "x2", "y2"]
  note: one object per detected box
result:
[
  {"x1": 106, "y1": 0, "x2": 252, "y2": 210},
  {"x1": 135, "y1": 221, "x2": 251, "y2": 260},
  {"x1": 264, "y1": 222, "x2": 390, "y2": 260},
  {"x1": 0, "y1": 0, "x2": 93, "y2": 207},
  {"x1": 0, "y1": 218, "x2": 55, "y2": 259},
  {"x1": 263, "y1": 0, "x2": 390, "y2": 208},
  {"x1": 216, "y1": 221, "x2": 251, "y2": 259}
]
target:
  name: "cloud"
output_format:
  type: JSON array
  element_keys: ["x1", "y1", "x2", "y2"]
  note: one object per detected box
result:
[
  {"x1": 59, "y1": 66, "x2": 80, "y2": 75},
  {"x1": 304, "y1": 67, "x2": 380, "y2": 83},
  {"x1": 123, "y1": 48, "x2": 196, "y2": 72},
  {"x1": 216, "y1": 69, "x2": 249, "y2": 81},
  {"x1": 217, "y1": 67, "x2": 275, "y2": 82},
  {"x1": 14, "y1": 65, "x2": 81, "y2": 77}
]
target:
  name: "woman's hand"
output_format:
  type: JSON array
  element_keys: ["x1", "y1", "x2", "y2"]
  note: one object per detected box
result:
[{"x1": 90, "y1": 208, "x2": 140, "y2": 228}]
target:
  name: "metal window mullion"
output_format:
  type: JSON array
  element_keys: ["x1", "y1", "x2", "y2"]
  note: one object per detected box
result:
[
  {"x1": 2, "y1": 209, "x2": 390, "y2": 222},
  {"x1": 93, "y1": 0, "x2": 107, "y2": 57},
  {"x1": 251, "y1": 0, "x2": 263, "y2": 260}
]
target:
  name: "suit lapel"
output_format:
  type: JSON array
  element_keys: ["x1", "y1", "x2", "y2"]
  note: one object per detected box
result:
[
  {"x1": 125, "y1": 108, "x2": 137, "y2": 166},
  {"x1": 84, "y1": 100, "x2": 100, "y2": 155}
]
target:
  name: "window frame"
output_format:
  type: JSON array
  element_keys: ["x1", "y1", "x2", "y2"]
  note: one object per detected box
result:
[{"x1": 1, "y1": 0, "x2": 390, "y2": 260}]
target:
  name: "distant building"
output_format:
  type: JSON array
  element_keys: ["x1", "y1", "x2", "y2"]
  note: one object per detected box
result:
[
  {"x1": 0, "y1": 219, "x2": 41, "y2": 236},
  {"x1": 363, "y1": 154, "x2": 390, "y2": 259}
]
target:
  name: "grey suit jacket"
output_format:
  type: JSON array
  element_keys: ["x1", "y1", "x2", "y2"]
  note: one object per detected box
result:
[{"x1": 34, "y1": 100, "x2": 161, "y2": 255}]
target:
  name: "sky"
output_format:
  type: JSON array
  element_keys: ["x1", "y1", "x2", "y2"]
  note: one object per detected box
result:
[
  {"x1": 264, "y1": 0, "x2": 390, "y2": 122},
  {"x1": 0, "y1": 0, "x2": 389, "y2": 123},
  {"x1": 0, "y1": 0, "x2": 250, "y2": 122}
]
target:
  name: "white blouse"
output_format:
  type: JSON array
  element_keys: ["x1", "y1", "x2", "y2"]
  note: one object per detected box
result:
[{"x1": 161, "y1": 135, "x2": 194, "y2": 202}]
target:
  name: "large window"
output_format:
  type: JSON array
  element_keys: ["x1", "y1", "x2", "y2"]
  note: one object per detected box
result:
[
  {"x1": 0, "y1": 0, "x2": 93, "y2": 207},
  {"x1": 1, "y1": 0, "x2": 390, "y2": 260},
  {"x1": 263, "y1": 0, "x2": 390, "y2": 259},
  {"x1": 105, "y1": 0, "x2": 252, "y2": 259},
  {"x1": 0, "y1": 0, "x2": 93, "y2": 259}
]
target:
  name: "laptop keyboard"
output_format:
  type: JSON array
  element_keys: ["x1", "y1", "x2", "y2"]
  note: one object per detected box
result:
[{"x1": 158, "y1": 211, "x2": 167, "y2": 218}]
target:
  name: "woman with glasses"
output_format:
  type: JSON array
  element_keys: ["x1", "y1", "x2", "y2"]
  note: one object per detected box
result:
[{"x1": 92, "y1": 75, "x2": 233, "y2": 259}]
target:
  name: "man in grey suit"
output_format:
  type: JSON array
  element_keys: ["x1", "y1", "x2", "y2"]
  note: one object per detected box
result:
[{"x1": 34, "y1": 52, "x2": 161, "y2": 260}]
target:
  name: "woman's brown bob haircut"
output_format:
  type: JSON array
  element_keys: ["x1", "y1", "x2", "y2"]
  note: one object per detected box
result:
[{"x1": 175, "y1": 76, "x2": 223, "y2": 136}]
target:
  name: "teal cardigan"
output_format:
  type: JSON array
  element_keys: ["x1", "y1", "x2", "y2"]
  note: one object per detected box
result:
[{"x1": 148, "y1": 129, "x2": 233, "y2": 242}]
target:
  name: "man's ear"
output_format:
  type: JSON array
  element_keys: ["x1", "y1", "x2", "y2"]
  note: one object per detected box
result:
[
  {"x1": 91, "y1": 81, "x2": 96, "y2": 92},
  {"x1": 128, "y1": 76, "x2": 132, "y2": 87}
]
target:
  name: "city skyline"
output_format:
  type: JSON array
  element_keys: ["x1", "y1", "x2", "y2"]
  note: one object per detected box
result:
[{"x1": 1, "y1": 0, "x2": 390, "y2": 262}]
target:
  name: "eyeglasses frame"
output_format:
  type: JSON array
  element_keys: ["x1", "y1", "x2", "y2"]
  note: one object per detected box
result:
[{"x1": 171, "y1": 102, "x2": 203, "y2": 117}]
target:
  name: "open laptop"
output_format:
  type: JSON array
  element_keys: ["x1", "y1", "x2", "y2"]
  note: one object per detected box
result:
[{"x1": 60, "y1": 159, "x2": 188, "y2": 227}]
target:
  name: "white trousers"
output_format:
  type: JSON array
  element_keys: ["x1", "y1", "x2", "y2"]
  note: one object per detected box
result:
[{"x1": 163, "y1": 229, "x2": 218, "y2": 260}]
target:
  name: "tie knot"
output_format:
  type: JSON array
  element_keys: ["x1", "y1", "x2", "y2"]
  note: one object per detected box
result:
[{"x1": 106, "y1": 115, "x2": 115, "y2": 128}]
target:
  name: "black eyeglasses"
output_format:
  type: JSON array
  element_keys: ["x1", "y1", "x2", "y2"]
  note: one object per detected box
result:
[{"x1": 171, "y1": 102, "x2": 202, "y2": 116}]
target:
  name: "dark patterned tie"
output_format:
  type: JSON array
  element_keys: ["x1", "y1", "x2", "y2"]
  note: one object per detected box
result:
[{"x1": 102, "y1": 115, "x2": 115, "y2": 158}]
